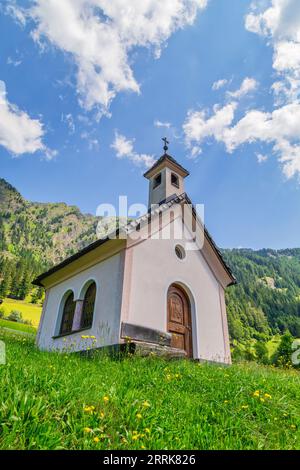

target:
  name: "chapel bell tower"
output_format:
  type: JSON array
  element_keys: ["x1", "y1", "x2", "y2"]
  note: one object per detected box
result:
[{"x1": 143, "y1": 138, "x2": 190, "y2": 208}]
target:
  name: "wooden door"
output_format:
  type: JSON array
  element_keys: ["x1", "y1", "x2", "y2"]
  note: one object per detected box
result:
[{"x1": 167, "y1": 285, "x2": 192, "y2": 357}]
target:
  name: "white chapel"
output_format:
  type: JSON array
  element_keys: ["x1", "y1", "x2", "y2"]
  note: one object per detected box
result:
[{"x1": 34, "y1": 144, "x2": 235, "y2": 364}]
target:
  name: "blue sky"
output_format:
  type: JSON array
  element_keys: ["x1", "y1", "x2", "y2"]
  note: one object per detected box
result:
[{"x1": 1, "y1": 0, "x2": 300, "y2": 250}]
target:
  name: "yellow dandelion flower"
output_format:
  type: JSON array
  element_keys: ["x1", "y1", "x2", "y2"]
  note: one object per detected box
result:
[
  {"x1": 241, "y1": 405, "x2": 249, "y2": 410},
  {"x1": 100, "y1": 412, "x2": 105, "y2": 418},
  {"x1": 142, "y1": 400, "x2": 150, "y2": 408},
  {"x1": 145, "y1": 428, "x2": 151, "y2": 434},
  {"x1": 93, "y1": 437, "x2": 100, "y2": 443},
  {"x1": 84, "y1": 427, "x2": 92, "y2": 433},
  {"x1": 260, "y1": 398, "x2": 265, "y2": 403},
  {"x1": 141, "y1": 445, "x2": 145, "y2": 450},
  {"x1": 132, "y1": 435, "x2": 139, "y2": 441},
  {"x1": 264, "y1": 393, "x2": 272, "y2": 399},
  {"x1": 136, "y1": 413, "x2": 142, "y2": 419},
  {"x1": 103, "y1": 396, "x2": 109, "y2": 403},
  {"x1": 253, "y1": 390, "x2": 260, "y2": 398}
]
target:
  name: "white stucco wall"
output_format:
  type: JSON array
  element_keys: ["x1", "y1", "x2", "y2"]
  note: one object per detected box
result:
[
  {"x1": 124, "y1": 216, "x2": 230, "y2": 363},
  {"x1": 37, "y1": 252, "x2": 125, "y2": 352}
]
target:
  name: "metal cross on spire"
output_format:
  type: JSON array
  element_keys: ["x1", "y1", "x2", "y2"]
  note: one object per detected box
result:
[{"x1": 162, "y1": 137, "x2": 169, "y2": 155}]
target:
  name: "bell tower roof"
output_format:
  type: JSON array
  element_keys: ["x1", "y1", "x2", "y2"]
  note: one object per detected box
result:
[
  {"x1": 143, "y1": 153, "x2": 189, "y2": 179},
  {"x1": 144, "y1": 136, "x2": 189, "y2": 179},
  {"x1": 144, "y1": 139, "x2": 189, "y2": 207}
]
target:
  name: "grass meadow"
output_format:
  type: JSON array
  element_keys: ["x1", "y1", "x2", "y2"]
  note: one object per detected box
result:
[
  {"x1": 0, "y1": 319, "x2": 36, "y2": 335},
  {"x1": 0, "y1": 331, "x2": 299, "y2": 450},
  {"x1": 0, "y1": 298, "x2": 42, "y2": 327}
]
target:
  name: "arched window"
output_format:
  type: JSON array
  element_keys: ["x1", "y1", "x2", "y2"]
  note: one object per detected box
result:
[
  {"x1": 81, "y1": 282, "x2": 96, "y2": 329},
  {"x1": 60, "y1": 292, "x2": 76, "y2": 335}
]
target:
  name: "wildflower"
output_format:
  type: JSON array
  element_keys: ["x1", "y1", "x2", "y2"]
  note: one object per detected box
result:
[
  {"x1": 260, "y1": 398, "x2": 265, "y2": 403},
  {"x1": 145, "y1": 428, "x2": 151, "y2": 434},
  {"x1": 141, "y1": 445, "x2": 145, "y2": 449},
  {"x1": 93, "y1": 436, "x2": 100, "y2": 443},
  {"x1": 264, "y1": 393, "x2": 272, "y2": 400},
  {"x1": 253, "y1": 390, "x2": 260, "y2": 398},
  {"x1": 100, "y1": 412, "x2": 105, "y2": 418},
  {"x1": 241, "y1": 405, "x2": 249, "y2": 410},
  {"x1": 132, "y1": 434, "x2": 139, "y2": 441},
  {"x1": 142, "y1": 400, "x2": 150, "y2": 408},
  {"x1": 136, "y1": 413, "x2": 142, "y2": 419},
  {"x1": 84, "y1": 427, "x2": 92, "y2": 433},
  {"x1": 224, "y1": 400, "x2": 229, "y2": 404},
  {"x1": 103, "y1": 396, "x2": 109, "y2": 403}
]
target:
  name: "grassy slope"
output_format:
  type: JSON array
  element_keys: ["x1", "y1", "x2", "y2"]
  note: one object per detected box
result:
[
  {"x1": 1, "y1": 299, "x2": 41, "y2": 327},
  {"x1": 0, "y1": 319, "x2": 36, "y2": 335},
  {"x1": 0, "y1": 332, "x2": 299, "y2": 450}
]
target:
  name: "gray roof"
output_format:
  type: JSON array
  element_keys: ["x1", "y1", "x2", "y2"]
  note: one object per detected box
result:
[
  {"x1": 33, "y1": 192, "x2": 236, "y2": 286},
  {"x1": 143, "y1": 154, "x2": 190, "y2": 178}
]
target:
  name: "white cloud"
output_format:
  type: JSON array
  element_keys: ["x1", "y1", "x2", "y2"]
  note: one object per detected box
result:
[
  {"x1": 227, "y1": 77, "x2": 258, "y2": 99},
  {"x1": 183, "y1": 102, "x2": 237, "y2": 149},
  {"x1": 154, "y1": 120, "x2": 171, "y2": 128},
  {"x1": 7, "y1": 57, "x2": 22, "y2": 67},
  {"x1": 0, "y1": 80, "x2": 54, "y2": 158},
  {"x1": 10, "y1": 0, "x2": 208, "y2": 115},
  {"x1": 245, "y1": 0, "x2": 300, "y2": 102},
  {"x1": 81, "y1": 130, "x2": 99, "y2": 150},
  {"x1": 183, "y1": 99, "x2": 300, "y2": 180},
  {"x1": 61, "y1": 113, "x2": 75, "y2": 134},
  {"x1": 111, "y1": 131, "x2": 156, "y2": 168},
  {"x1": 182, "y1": 2, "x2": 300, "y2": 181},
  {"x1": 212, "y1": 78, "x2": 228, "y2": 91},
  {"x1": 256, "y1": 153, "x2": 268, "y2": 163}
]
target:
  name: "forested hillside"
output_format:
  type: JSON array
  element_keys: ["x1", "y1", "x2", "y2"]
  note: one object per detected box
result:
[
  {"x1": 1, "y1": 177, "x2": 300, "y2": 343},
  {"x1": 223, "y1": 249, "x2": 300, "y2": 341},
  {"x1": 0, "y1": 178, "x2": 99, "y2": 301}
]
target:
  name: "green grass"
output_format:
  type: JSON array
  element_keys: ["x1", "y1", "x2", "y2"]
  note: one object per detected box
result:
[
  {"x1": 0, "y1": 298, "x2": 42, "y2": 327},
  {"x1": 0, "y1": 318, "x2": 37, "y2": 335},
  {"x1": 0, "y1": 331, "x2": 299, "y2": 450}
]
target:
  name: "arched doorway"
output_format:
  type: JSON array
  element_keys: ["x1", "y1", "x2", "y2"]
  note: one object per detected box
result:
[{"x1": 167, "y1": 284, "x2": 193, "y2": 358}]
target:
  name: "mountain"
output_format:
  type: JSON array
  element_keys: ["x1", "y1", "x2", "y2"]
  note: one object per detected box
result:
[
  {"x1": 0, "y1": 178, "x2": 99, "y2": 264},
  {"x1": 1, "y1": 177, "x2": 300, "y2": 341},
  {"x1": 222, "y1": 249, "x2": 300, "y2": 340},
  {"x1": 0, "y1": 178, "x2": 100, "y2": 301}
]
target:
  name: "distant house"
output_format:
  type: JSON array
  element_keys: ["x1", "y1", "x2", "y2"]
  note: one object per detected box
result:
[{"x1": 34, "y1": 150, "x2": 235, "y2": 364}]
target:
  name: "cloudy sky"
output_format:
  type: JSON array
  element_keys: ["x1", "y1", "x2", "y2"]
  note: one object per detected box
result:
[{"x1": 1, "y1": 0, "x2": 300, "y2": 249}]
